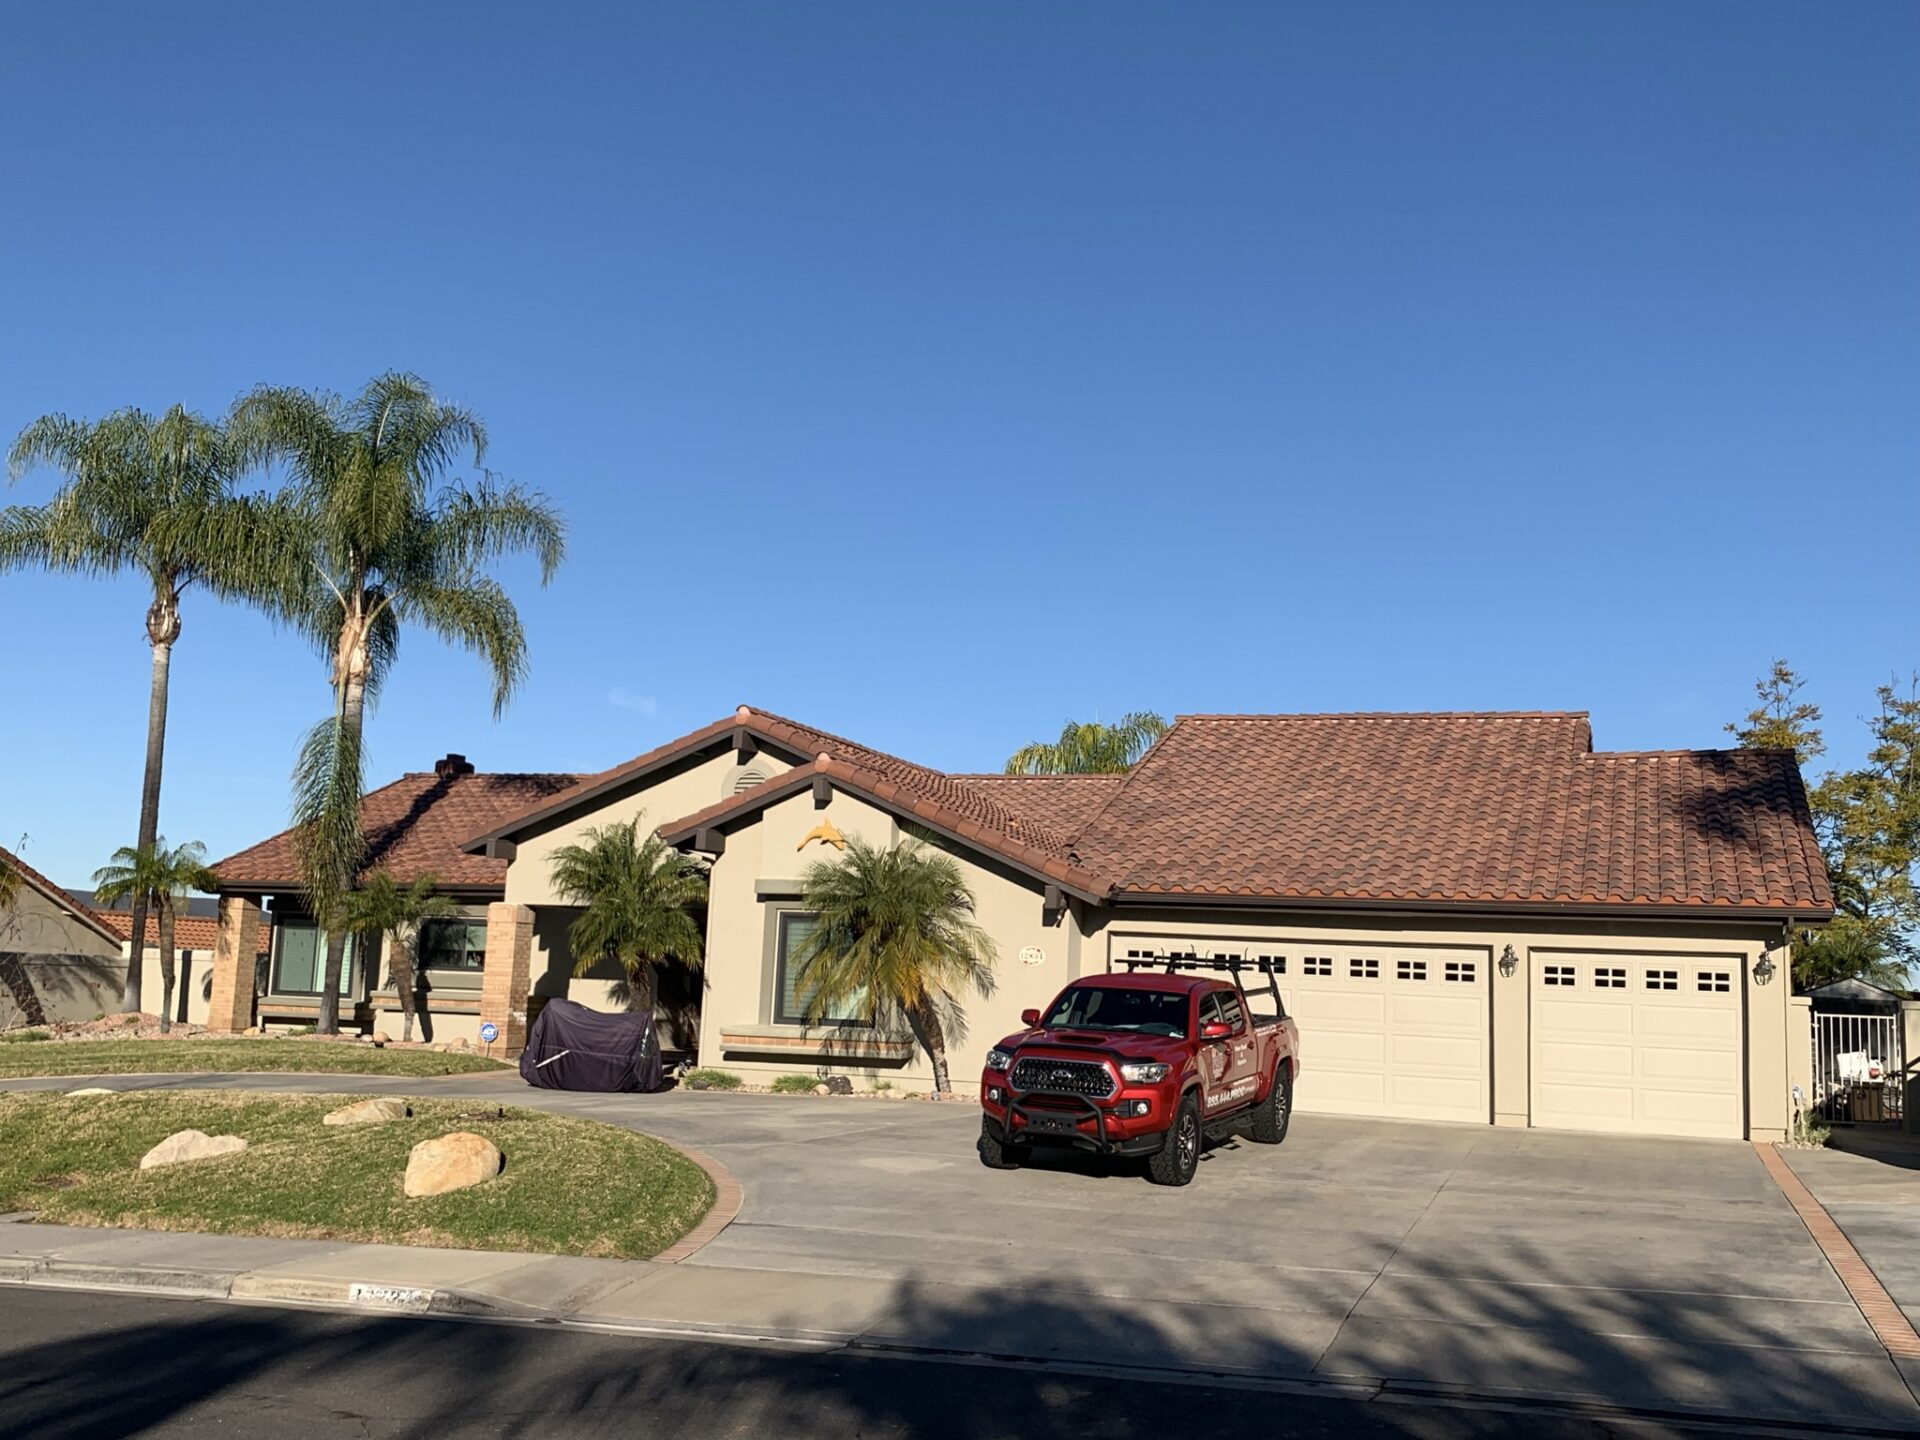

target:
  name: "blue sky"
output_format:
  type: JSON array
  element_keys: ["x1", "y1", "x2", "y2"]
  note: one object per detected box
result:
[{"x1": 1, "y1": 3, "x2": 1915, "y2": 886}]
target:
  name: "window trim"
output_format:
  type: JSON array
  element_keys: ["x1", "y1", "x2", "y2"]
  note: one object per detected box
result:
[
  {"x1": 270, "y1": 922, "x2": 357, "y2": 998},
  {"x1": 415, "y1": 916, "x2": 488, "y2": 974},
  {"x1": 769, "y1": 909, "x2": 868, "y2": 1028}
]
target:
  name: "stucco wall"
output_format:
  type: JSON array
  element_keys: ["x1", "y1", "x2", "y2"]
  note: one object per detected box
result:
[
  {"x1": 697, "y1": 787, "x2": 1074, "y2": 1089},
  {"x1": 1, "y1": 884, "x2": 125, "y2": 1027}
]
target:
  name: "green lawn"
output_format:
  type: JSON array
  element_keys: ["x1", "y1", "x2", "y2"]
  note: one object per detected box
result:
[
  {"x1": 0, "y1": 1039, "x2": 507, "y2": 1079},
  {"x1": 0, "y1": 1090, "x2": 713, "y2": 1259}
]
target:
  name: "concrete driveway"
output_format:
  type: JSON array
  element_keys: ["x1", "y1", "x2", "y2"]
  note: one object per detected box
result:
[{"x1": 8, "y1": 1071, "x2": 1917, "y2": 1428}]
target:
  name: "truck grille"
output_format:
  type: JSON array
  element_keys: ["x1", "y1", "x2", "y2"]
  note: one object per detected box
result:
[{"x1": 1010, "y1": 1057, "x2": 1115, "y2": 1098}]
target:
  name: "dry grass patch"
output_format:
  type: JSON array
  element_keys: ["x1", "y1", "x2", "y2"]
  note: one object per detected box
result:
[
  {"x1": 0, "y1": 1091, "x2": 712, "y2": 1259},
  {"x1": 0, "y1": 1039, "x2": 505, "y2": 1079}
]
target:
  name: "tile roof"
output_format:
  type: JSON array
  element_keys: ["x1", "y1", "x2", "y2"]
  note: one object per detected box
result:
[
  {"x1": 952, "y1": 774, "x2": 1126, "y2": 836},
  {"x1": 92, "y1": 909, "x2": 272, "y2": 955},
  {"x1": 0, "y1": 843, "x2": 123, "y2": 946},
  {"x1": 1068, "y1": 713, "x2": 1832, "y2": 913},
  {"x1": 211, "y1": 765, "x2": 581, "y2": 893}
]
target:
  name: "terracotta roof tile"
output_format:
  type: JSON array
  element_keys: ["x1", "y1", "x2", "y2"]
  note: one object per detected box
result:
[
  {"x1": 93, "y1": 910, "x2": 272, "y2": 955},
  {"x1": 1069, "y1": 713, "x2": 1832, "y2": 912},
  {"x1": 211, "y1": 768, "x2": 581, "y2": 892},
  {"x1": 952, "y1": 774, "x2": 1126, "y2": 836}
]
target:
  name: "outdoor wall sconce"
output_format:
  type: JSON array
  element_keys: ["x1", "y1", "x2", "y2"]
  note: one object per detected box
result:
[
  {"x1": 1498, "y1": 945, "x2": 1519, "y2": 978},
  {"x1": 1753, "y1": 952, "x2": 1776, "y2": 986}
]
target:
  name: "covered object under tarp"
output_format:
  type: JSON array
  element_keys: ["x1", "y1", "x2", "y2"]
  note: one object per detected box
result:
[{"x1": 518, "y1": 998, "x2": 665, "y2": 1092}]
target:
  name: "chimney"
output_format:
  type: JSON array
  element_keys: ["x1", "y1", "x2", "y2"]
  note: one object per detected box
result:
[{"x1": 434, "y1": 753, "x2": 475, "y2": 780}]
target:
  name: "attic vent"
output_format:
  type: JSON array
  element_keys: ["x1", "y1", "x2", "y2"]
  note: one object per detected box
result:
[
  {"x1": 731, "y1": 767, "x2": 769, "y2": 796},
  {"x1": 434, "y1": 753, "x2": 475, "y2": 780}
]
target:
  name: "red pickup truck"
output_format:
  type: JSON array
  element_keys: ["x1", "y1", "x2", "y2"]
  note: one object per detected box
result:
[{"x1": 978, "y1": 959, "x2": 1300, "y2": 1186}]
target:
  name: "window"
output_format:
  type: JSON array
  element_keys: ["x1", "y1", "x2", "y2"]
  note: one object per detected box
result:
[
  {"x1": 417, "y1": 918, "x2": 487, "y2": 972},
  {"x1": 1254, "y1": 954, "x2": 1286, "y2": 975},
  {"x1": 1396, "y1": 959, "x2": 1428, "y2": 982},
  {"x1": 271, "y1": 923, "x2": 356, "y2": 996},
  {"x1": 1593, "y1": 967, "x2": 1627, "y2": 989},
  {"x1": 1350, "y1": 957, "x2": 1379, "y2": 980},
  {"x1": 1216, "y1": 993, "x2": 1247, "y2": 1032},
  {"x1": 773, "y1": 912, "x2": 866, "y2": 1026},
  {"x1": 1645, "y1": 969, "x2": 1678, "y2": 991},
  {"x1": 1543, "y1": 964, "x2": 1576, "y2": 987},
  {"x1": 1697, "y1": 970, "x2": 1732, "y2": 994},
  {"x1": 1444, "y1": 961, "x2": 1476, "y2": 983},
  {"x1": 1303, "y1": 956, "x2": 1333, "y2": 976},
  {"x1": 1047, "y1": 985, "x2": 1189, "y2": 1039}
]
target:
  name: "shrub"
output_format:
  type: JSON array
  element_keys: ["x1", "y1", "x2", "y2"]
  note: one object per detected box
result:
[
  {"x1": 869, "y1": 1080, "x2": 892, "y2": 1093},
  {"x1": 0, "y1": 1029, "x2": 50, "y2": 1044},
  {"x1": 770, "y1": 1074, "x2": 819, "y2": 1094},
  {"x1": 684, "y1": 1067, "x2": 742, "y2": 1091}
]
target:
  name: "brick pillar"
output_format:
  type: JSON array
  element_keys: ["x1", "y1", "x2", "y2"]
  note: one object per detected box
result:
[
  {"x1": 206, "y1": 896, "x2": 260, "y2": 1034},
  {"x1": 480, "y1": 902, "x2": 534, "y2": 1057}
]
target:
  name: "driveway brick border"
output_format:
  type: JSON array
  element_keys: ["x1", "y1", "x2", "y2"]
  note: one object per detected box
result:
[
  {"x1": 1753, "y1": 1140, "x2": 1920, "y2": 1361},
  {"x1": 652, "y1": 1141, "x2": 742, "y2": 1264}
]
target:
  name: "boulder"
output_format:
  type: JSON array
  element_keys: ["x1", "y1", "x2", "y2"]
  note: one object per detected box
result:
[
  {"x1": 403, "y1": 1132, "x2": 503, "y2": 1198},
  {"x1": 371, "y1": 1032, "x2": 393, "y2": 1048},
  {"x1": 323, "y1": 1098, "x2": 411, "y2": 1127},
  {"x1": 812, "y1": 1083, "x2": 831, "y2": 1095},
  {"x1": 66, "y1": 1087, "x2": 115, "y2": 1098},
  {"x1": 140, "y1": 1130, "x2": 248, "y2": 1170}
]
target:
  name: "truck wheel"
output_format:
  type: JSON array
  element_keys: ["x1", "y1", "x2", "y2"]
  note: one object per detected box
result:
[
  {"x1": 978, "y1": 1117, "x2": 1027, "y2": 1170},
  {"x1": 1250, "y1": 1063, "x2": 1292, "y2": 1145},
  {"x1": 1147, "y1": 1093, "x2": 1202, "y2": 1186}
]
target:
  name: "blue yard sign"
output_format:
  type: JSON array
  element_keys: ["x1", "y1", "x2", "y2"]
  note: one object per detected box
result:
[{"x1": 479, "y1": 1021, "x2": 499, "y2": 1046}]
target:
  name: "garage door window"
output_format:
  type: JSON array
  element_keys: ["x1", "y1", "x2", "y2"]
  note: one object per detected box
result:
[
  {"x1": 1593, "y1": 967, "x2": 1627, "y2": 989},
  {"x1": 1697, "y1": 970, "x2": 1731, "y2": 993},
  {"x1": 1396, "y1": 959, "x2": 1428, "y2": 981},
  {"x1": 1304, "y1": 956, "x2": 1332, "y2": 976},
  {"x1": 1543, "y1": 964, "x2": 1576, "y2": 987},
  {"x1": 1254, "y1": 954, "x2": 1286, "y2": 974},
  {"x1": 1444, "y1": 961, "x2": 1476, "y2": 983},
  {"x1": 1350, "y1": 958, "x2": 1380, "y2": 979},
  {"x1": 1645, "y1": 969, "x2": 1678, "y2": 990}
]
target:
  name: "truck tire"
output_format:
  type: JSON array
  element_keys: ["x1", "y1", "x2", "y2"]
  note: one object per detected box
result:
[
  {"x1": 978, "y1": 1117, "x2": 1028, "y2": 1170},
  {"x1": 1250, "y1": 1062, "x2": 1292, "y2": 1145},
  {"x1": 1147, "y1": 1092, "x2": 1202, "y2": 1186}
]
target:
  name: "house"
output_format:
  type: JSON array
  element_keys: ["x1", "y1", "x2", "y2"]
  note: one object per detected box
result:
[
  {"x1": 92, "y1": 909, "x2": 273, "y2": 1028},
  {"x1": 203, "y1": 707, "x2": 1833, "y2": 1141},
  {"x1": 0, "y1": 842, "x2": 126, "y2": 1026}
]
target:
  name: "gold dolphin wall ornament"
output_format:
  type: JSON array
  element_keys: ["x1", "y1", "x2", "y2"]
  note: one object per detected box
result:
[{"x1": 798, "y1": 818, "x2": 848, "y2": 852}]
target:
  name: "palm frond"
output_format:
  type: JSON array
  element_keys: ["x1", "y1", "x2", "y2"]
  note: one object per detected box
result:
[
  {"x1": 291, "y1": 714, "x2": 367, "y2": 926},
  {"x1": 1004, "y1": 712, "x2": 1168, "y2": 774},
  {"x1": 432, "y1": 476, "x2": 566, "y2": 583},
  {"x1": 398, "y1": 574, "x2": 528, "y2": 717}
]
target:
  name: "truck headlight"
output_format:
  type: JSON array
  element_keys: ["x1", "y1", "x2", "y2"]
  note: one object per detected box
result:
[
  {"x1": 985, "y1": 1048, "x2": 1013, "y2": 1073},
  {"x1": 1119, "y1": 1061, "x2": 1169, "y2": 1083}
]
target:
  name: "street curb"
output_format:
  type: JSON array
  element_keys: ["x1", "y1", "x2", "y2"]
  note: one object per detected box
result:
[{"x1": 653, "y1": 1141, "x2": 742, "y2": 1264}]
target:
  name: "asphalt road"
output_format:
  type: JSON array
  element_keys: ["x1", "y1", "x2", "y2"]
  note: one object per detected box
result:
[{"x1": 0, "y1": 1287, "x2": 1869, "y2": 1440}]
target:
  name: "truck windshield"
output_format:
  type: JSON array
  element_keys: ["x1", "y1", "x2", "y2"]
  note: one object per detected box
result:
[{"x1": 1043, "y1": 987, "x2": 1187, "y2": 1039}]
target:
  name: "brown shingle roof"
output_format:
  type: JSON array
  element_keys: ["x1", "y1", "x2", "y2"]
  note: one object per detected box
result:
[
  {"x1": 953, "y1": 774, "x2": 1126, "y2": 836},
  {"x1": 1068, "y1": 713, "x2": 1832, "y2": 913},
  {"x1": 93, "y1": 910, "x2": 273, "y2": 955},
  {"x1": 211, "y1": 767, "x2": 580, "y2": 893},
  {"x1": 0, "y1": 844, "x2": 123, "y2": 946}
]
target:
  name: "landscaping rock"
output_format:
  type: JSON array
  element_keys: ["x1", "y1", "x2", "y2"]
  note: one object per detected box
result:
[
  {"x1": 688, "y1": 1078, "x2": 710, "y2": 1091},
  {"x1": 372, "y1": 1031, "x2": 393, "y2": 1047},
  {"x1": 140, "y1": 1130, "x2": 248, "y2": 1170},
  {"x1": 824, "y1": 1075, "x2": 854, "y2": 1096},
  {"x1": 812, "y1": 1083, "x2": 831, "y2": 1095},
  {"x1": 403, "y1": 1132, "x2": 503, "y2": 1198},
  {"x1": 66, "y1": 1087, "x2": 114, "y2": 1098},
  {"x1": 322, "y1": 1098, "x2": 411, "y2": 1127}
]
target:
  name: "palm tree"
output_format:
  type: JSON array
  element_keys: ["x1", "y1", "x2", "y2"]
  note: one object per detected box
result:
[
  {"x1": 549, "y1": 819, "x2": 707, "y2": 1022},
  {"x1": 1793, "y1": 920, "x2": 1909, "y2": 993},
  {"x1": 790, "y1": 838, "x2": 998, "y2": 1095},
  {"x1": 1004, "y1": 712, "x2": 1168, "y2": 775},
  {"x1": 91, "y1": 839, "x2": 218, "y2": 1033},
  {"x1": 4, "y1": 407, "x2": 293, "y2": 1013},
  {"x1": 231, "y1": 373, "x2": 565, "y2": 1034},
  {"x1": 333, "y1": 870, "x2": 461, "y2": 1042}
]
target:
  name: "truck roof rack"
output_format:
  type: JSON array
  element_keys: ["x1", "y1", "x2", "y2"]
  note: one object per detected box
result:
[{"x1": 1115, "y1": 951, "x2": 1285, "y2": 1020}]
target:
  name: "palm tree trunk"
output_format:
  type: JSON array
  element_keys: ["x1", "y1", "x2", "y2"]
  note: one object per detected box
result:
[
  {"x1": 316, "y1": 670, "x2": 369, "y2": 1037},
  {"x1": 630, "y1": 962, "x2": 658, "y2": 1024},
  {"x1": 389, "y1": 933, "x2": 418, "y2": 1042},
  {"x1": 120, "y1": 612, "x2": 175, "y2": 1014},
  {"x1": 156, "y1": 899, "x2": 176, "y2": 1035},
  {"x1": 904, "y1": 1000, "x2": 951, "y2": 1095}
]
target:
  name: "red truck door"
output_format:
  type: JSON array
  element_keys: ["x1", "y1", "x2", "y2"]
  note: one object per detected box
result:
[{"x1": 1198, "y1": 988, "x2": 1260, "y2": 1115}]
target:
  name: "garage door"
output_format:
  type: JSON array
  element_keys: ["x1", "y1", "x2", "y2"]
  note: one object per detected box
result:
[
  {"x1": 1115, "y1": 941, "x2": 1491, "y2": 1125},
  {"x1": 1530, "y1": 953, "x2": 1744, "y2": 1140}
]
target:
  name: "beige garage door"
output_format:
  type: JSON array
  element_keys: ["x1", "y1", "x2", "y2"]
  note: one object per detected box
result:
[
  {"x1": 1115, "y1": 941, "x2": 1491, "y2": 1125},
  {"x1": 1529, "y1": 953, "x2": 1744, "y2": 1140}
]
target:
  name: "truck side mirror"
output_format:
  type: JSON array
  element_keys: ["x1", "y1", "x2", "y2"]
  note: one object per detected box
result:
[
  {"x1": 1201, "y1": 1021, "x2": 1232, "y2": 1040},
  {"x1": 1020, "y1": 1009, "x2": 1040, "y2": 1027}
]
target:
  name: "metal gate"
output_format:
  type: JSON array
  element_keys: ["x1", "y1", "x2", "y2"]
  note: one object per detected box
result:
[{"x1": 1812, "y1": 1012, "x2": 1905, "y2": 1124}]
